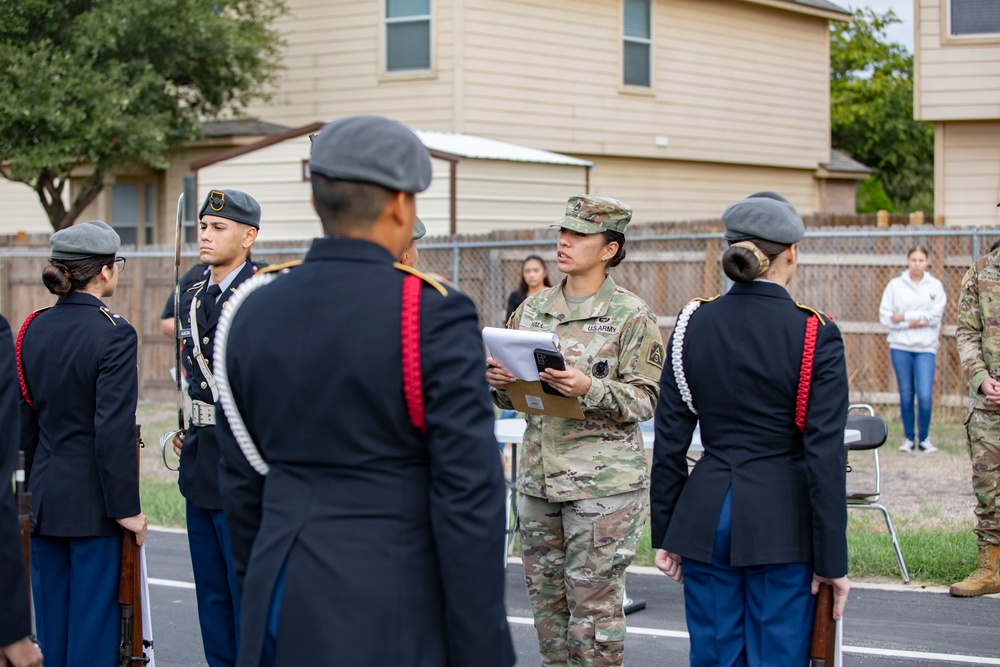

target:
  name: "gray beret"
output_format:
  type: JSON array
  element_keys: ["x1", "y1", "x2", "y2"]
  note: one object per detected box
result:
[
  {"x1": 722, "y1": 191, "x2": 805, "y2": 245},
  {"x1": 309, "y1": 115, "x2": 432, "y2": 193},
  {"x1": 412, "y1": 216, "x2": 426, "y2": 241},
  {"x1": 199, "y1": 189, "x2": 261, "y2": 229},
  {"x1": 50, "y1": 220, "x2": 121, "y2": 260}
]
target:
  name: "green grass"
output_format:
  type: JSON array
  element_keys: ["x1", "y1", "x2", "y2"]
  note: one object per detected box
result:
[
  {"x1": 847, "y1": 517, "x2": 976, "y2": 585},
  {"x1": 630, "y1": 517, "x2": 975, "y2": 586},
  {"x1": 140, "y1": 478, "x2": 186, "y2": 528}
]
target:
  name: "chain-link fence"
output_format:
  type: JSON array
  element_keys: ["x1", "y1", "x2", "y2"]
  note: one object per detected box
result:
[{"x1": 2, "y1": 222, "x2": 997, "y2": 417}]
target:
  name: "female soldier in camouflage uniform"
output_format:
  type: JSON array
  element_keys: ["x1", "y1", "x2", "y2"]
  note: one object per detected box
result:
[{"x1": 487, "y1": 195, "x2": 664, "y2": 667}]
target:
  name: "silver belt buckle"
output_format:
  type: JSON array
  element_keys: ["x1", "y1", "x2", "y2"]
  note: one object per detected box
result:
[{"x1": 192, "y1": 401, "x2": 216, "y2": 427}]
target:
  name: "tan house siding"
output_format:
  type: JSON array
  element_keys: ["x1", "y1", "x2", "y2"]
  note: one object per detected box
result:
[
  {"x1": 246, "y1": 0, "x2": 457, "y2": 129},
  {"x1": 915, "y1": 0, "x2": 1000, "y2": 122},
  {"x1": 935, "y1": 121, "x2": 1000, "y2": 227},
  {"x1": 461, "y1": 0, "x2": 831, "y2": 170},
  {"x1": 0, "y1": 180, "x2": 51, "y2": 235},
  {"x1": 581, "y1": 155, "x2": 818, "y2": 222},
  {"x1": 248, "y1": 0, "x2": 834, "y2": 171},
  {"x1": 198, "y1": 136, "x2": 318, "y2": 241}
]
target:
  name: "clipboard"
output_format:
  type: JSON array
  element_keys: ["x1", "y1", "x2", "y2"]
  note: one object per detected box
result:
[
  {"x1": 482, "y1": 327, "x2": 585, "y2": 419},
  {"x1": 505, "y1": 379, "x2": 585, "y2": 419}
]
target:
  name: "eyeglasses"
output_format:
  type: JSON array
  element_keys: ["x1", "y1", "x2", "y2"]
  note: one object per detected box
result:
[{"x1": 113, "y1": 257, "x2": 126, "y2": 273}]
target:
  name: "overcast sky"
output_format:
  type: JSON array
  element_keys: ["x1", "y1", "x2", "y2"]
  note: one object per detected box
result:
[{"x1": 844, "y1": 0, "x2": 915, "y2": 52}]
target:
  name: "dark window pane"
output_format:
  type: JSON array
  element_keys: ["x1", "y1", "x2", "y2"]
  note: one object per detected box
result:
[
  {"x1": 387, "y1": 0, "x2": 429, "y2": 19},
  {"x1": 951, "y1": 0, "x2": 1000, "y2": 34},
  {"x1": 387, "y1": 20, "x2": 430, "y2": 71},
  {"x1": 112, "y1": 182, "x2": 139, "y2": 224},
  {"x1": 116, "y1": 227, "x2": 137, "y2": 245},
  {"x1": 624, "y1": 0, "x2": 650, "y2": 39},
  {"x1": 624, "y1": 41, "x2": 650, "y2": 87}
]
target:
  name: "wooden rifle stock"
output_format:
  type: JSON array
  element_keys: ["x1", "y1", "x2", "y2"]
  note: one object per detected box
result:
[
  {"x1": 809, "y1": 582, "x2": 836, "y2": 666},
  {"x1": 16, "y1": 450, "x2": 36, "y2": 641},
  {"x1": 119, "y1": 425, "x2": 149, "y2": 666}
]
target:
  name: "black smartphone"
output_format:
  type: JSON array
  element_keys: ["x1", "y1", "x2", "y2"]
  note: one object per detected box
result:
[{"x1": 534, "y1": 348, "x2": 566, "y2": 396}]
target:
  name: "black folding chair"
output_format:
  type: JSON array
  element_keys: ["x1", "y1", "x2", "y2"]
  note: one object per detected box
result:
[{"x1": 845, "y1": 404, "x2": 910, "y2": 583}]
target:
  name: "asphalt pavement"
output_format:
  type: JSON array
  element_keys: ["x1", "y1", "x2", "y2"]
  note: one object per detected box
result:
[{"x1": 144, "y1": 528, "x2": 1000, "y2": 667}]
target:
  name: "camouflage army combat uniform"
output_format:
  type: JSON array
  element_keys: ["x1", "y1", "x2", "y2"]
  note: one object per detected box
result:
[
  {"x1": 953, "y1": 250, "x2": 1000, "y2": 597},
  {"x1": 494, "y1": 196, "x2": 664, "y2": 667}
]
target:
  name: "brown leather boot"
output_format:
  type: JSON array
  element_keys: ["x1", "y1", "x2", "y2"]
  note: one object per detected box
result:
[{"x1": 950, "y1": 544, "x2": 1000, "y2": 597}]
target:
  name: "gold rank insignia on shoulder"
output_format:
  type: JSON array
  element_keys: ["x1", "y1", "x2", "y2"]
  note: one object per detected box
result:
[
  {"x1": 688, "y1": 295, "x2": 720, "y2": 306},
  {"x1": 186, "y1": 281, "x2": 205, "y2": 293},
  {"x1": 259, "y1": 259, "x2": 303, "y2": 275},
  {"x1": 393, "y1": 263, "x2": 448, "y2": 297}
]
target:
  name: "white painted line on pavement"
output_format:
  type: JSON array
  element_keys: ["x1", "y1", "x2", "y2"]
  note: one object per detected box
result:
[
  {"x1": 842, "y1": 646, "x2": 1000, "y2": 665},
  {"x1": 145, "y1": 578, "x2": 1000, "y2": 665},
  {"x1": 148, "y1": 577, "x2": 195, "y2": 590},
  {"x1": 510, "y1": 615, "x2": 1000, "y2": 665}
]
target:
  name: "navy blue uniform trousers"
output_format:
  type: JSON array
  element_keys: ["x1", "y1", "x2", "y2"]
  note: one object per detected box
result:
[
  {"x1": 187, "y1": 501, "x2": 241, "y2": 667},
  {"x1": 32, "y1": 534, "x2": 121, "y2": 667},
  {"x1": 682, "y1": 489, "x2": 815, "y2": 667}
]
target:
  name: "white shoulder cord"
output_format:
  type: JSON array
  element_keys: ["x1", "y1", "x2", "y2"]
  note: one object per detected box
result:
[
  {"x1": 671, "y1": 300, "x2": 701, "y2": 415},
  {"x1": 214, "y1": 272, "x2": 277, "y2": 476}
]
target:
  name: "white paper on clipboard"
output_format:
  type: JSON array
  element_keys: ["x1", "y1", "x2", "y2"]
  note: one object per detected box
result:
[{"x1": 482, "y1": 327, "x2": 561, "y2": 380}]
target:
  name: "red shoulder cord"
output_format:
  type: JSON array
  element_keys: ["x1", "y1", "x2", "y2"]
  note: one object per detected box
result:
[
  {"x1": 401, "y1": 274, "x2": 426, "y2": 433},
  {"x1": 794, "y1": 315, "x2": 819, "y2": 433},
  {"x1": 15, "y1": 312, "x2": 41, "y2": 410}
]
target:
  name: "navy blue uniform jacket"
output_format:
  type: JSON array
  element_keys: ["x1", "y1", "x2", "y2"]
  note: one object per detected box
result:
[
  {"x1": 650, "y1": 281, "x2": 849, "y2": 578},
  {"x1": 217, "y1": 238, "x2": 515, "y2": 667},
  {"x1": 0, "y1": 314, "x2": 31, "y2": 645},
  {"x1": 179, "y1": 260, "x2": 260, "y2": 509},
  {"x1": 19, "y1": 293, "x2": 140, "y2": 537}
]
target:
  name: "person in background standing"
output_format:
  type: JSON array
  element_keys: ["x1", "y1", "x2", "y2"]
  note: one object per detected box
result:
[
  {"x1": 505, "y1": 254, "x2": 552, "y2": 324},
  {"x1": 878, "y1": 245, "x2": 947, "y2": 453}
]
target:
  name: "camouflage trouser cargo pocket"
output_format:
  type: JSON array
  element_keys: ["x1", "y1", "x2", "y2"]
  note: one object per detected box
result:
[
  {"x1": 967, "y1": 410, "x2": 1000, "y2": 545},
  {"x1": 518, "y1": 489, "x2": 647, "y2": 667}
]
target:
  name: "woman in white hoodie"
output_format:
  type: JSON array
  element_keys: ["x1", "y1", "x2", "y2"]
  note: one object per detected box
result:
[{"x1": 879, "y1": 245, "x2": 947, "y2": 453}]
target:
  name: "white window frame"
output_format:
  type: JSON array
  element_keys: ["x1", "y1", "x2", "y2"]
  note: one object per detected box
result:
[
  {"x1": 945, "y1": 0, "x2": 1000, "y2": 41},
  {"x1": 622, "y1": 0, "x2": 652, "y2": 89},
  {"x1": 384, "y1": 1, "x2": 433, "y2": 74}
]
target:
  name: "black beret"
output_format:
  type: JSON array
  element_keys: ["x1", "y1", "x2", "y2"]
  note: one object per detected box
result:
[
  {"x1": 50, "y1": 220, "x2": 121, "y2": 260},
  {"x1": 199, "y1": 189, "x2": 261, "y2": 229},
  {"x1": 722, "y1": 191, "x2": 805, "y2": 245},
  {"x1": 309, "y1": 115, "x2": 432, "y2": 193}
]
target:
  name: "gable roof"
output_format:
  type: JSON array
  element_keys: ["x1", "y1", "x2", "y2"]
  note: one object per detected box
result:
[
  {"x1": 822, "y1": 149, "x2": 871, "y2": 174},
  {"x1": 201, "y1": 119, "x2": 291, "y2": 138}
]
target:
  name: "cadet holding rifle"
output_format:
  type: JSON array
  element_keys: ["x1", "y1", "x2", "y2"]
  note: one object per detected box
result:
[
  {"x1": 170, "y1": 189, "x2": 264, "y2": 667},
  {"x1": 16, "y1": 221, "x2": 147, "y2": 667},
  {"x1": 651, "y1": 193, "x2": 850, "y2": 667}
]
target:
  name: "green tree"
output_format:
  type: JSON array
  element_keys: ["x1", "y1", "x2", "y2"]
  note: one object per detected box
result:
[
  {"x1": 831, "y1": 8, "x2": 934, "y2": 214},
  {"x1": 0, "y1": 0, "x2": 286, "y2": 230}
]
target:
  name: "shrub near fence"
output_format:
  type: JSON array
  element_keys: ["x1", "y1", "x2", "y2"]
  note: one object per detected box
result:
[{"x1": 2, "y1": 220, "x2": 998, "y2": 419}]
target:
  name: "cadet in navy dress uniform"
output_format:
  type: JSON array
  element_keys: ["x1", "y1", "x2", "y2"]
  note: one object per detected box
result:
[
  {"x1": 650, "y1": 193, "x2": 851, "y2": 667},
  {"x1": 1, "y1": 313, "x2": 44, "y2": 667},
  {"x1": 215, "y1": 115, "x2": 515, "y2": 667},
  {"x1": 170, "y1": 189, "x2": 263, "y2": 667},
  {"x1": 17, "y1": 220, "x2": 147, "y2": 667}
]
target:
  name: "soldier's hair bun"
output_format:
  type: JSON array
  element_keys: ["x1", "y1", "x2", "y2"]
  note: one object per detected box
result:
[
  {"x1": 42, "y1": 255, "x2": 115, "y2": 296},
  {"x1": 721, "y1": 238, "x2": 788, "y2": 283}
]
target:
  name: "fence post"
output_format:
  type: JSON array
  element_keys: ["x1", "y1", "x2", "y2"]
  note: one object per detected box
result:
[
  {"x1": 877, "y1": 210, "x2": 889, "y2": 227},
  {"x1": 703, "y1": 236, "x2": 721, "y2": 295},
  {"x1": 909, "y1": 211, "x2": 925, "y2": 226}
]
